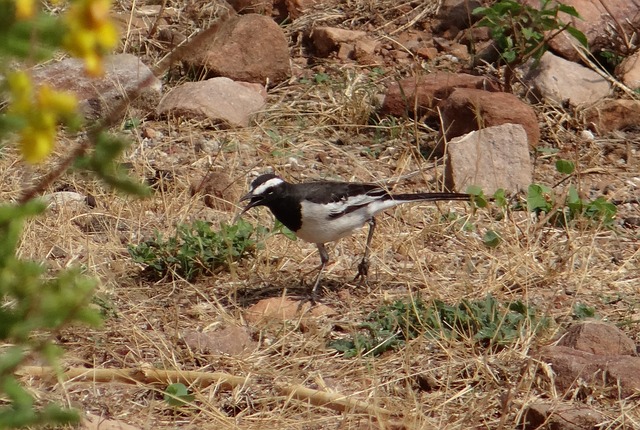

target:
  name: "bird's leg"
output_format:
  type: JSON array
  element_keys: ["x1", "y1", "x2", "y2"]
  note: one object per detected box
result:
[
  {"x1": 310, "y1": 243, "x2": 329, "y2": 298},
  {"x1": 354, "y1": 217, "x2": 375, "y2": 284}
]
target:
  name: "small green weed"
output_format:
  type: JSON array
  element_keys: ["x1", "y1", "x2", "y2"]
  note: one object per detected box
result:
[
  {"x1": 473, "y1": 0, "x2": 586, "y2": 91},
  {"x1": 572, "y1": 302, "x2": 596, "y2": 320},
  {"x1": 527, "y1": 183, "x2": 617, "y2": 227},
  {"x1": 128, "y1": 218, "x2": 291, "y2": 281},
  {"x1": 330, "y1": 295, "x2": 549, "y2": 358},
  {"x1": 163, "y1": 383, "x2": 194, "y2": 407}
]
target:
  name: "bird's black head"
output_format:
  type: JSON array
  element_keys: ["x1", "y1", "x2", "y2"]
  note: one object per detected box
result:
[{"x1": 239, "y1": 173, "x2": 286, "y2": 214}]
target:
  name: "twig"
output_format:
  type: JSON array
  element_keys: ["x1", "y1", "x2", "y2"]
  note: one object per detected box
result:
[
  {"x1": 277, "y1": 383, "x2": 395, "y2": 417},
  {"x1": 19, "y1": 366, "x2": 249, "y2": 391}
]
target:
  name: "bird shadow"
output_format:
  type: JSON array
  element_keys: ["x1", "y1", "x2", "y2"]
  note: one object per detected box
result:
[{"x1": 230, "y1": 277, "x2": 348, "y2": 309}]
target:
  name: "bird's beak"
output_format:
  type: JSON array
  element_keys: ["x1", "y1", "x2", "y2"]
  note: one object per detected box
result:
[{"x1": 238, "y1": 192, "x2": 262, "y2": 216}]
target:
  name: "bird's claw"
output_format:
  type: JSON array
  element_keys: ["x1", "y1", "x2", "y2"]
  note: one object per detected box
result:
[{"x1": 353, "y1": 258, "x2": 369, "y2": 285}]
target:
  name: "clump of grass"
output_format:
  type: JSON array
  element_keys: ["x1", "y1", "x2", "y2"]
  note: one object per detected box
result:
[
  {"x1": 331, "y1": 295, "x2": 549, "y2": 358},
  {"x1": 128, "y1": 218, "x2": 276, "y2": 281}
]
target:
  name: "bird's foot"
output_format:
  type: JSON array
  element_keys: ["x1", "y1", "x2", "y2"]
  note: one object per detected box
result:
[{"x1": 353, "y1": 258, "x2": 369, "y2": 286}]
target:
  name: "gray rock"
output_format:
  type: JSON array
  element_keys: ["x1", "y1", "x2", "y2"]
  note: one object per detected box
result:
[
  {"x1": 617, "y1": 51, "x2": 640, "y2": 90},
  {"x1": 31, "y1": 54, "x2": 162, "y2": 119},
  {"x1": 524, "y1": 51, "x2": 611, "y2": 107},
  {"x1": 157, "y1": 77, "x2": 266, "y2": 127},
  {"x1": 445, "y1": 123, "x2": 532, "y2": 194}
]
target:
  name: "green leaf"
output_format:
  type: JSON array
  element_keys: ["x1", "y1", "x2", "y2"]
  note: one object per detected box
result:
[
  {"x1": 557, "y1": 4, "x2": 581, "y2": 18},
  {"x1": 493, "y1": 189, "x2": 507, "y2": 208},
  {"x1": 527, "y1": 184, "x2": 553, "y2": 213},
  {"x1": 565, "y1": 26, "x2": 588, "y2": 48},
  {"x1": 555, "y1": 159, "x2": 575, "y2": 174},
  {"x1": 164, "y1": 383, "x2": 194, "y2": 407},
  {"x1": 483, "y1": 230, "x2": 501, "y2": 248},
  {"x1": 573, "y1": 303, "x2": 596, "y2": 320}
]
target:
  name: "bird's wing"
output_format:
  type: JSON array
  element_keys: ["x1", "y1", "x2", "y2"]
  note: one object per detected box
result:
[{"x1": 302, "y1": 182, "x2": 390, "y2": 218}]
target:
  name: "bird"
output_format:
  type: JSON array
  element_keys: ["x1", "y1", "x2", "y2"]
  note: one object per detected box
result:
[{"x1": 239, "y1": 173, "x2": 470, "y2": 297}]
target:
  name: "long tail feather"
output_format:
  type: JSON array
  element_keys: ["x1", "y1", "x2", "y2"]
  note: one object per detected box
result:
[{"x1": 390, "y1": 192, "x2": 470, "y2": 202}]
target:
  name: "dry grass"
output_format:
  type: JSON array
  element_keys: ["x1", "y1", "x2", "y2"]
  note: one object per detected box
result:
[{"x1": 4, "y1": 0, "x2": 640, "y2": 428}]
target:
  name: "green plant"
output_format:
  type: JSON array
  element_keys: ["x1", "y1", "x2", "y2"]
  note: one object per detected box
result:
[
  {"x1": 572, "y1": 303, "x2": 596, "y2": 320},
  {"x1": 330, "y1": 295, "x2": 549, "y2": 358},
  {"x1": 128, "y1": 219, "x2": 294, "y2": 281},
  {"x1": 164, "y1": 383, "x2": 195, "y2": 407},
  {"x1": 473, "y1": 0, "x2": 587, "y2": 91},
  {"x1": 527, "y1": 183, "x2": 617, "y2": 228},
  {"x1": 0, "y1": 0, "x2": 147, "y2": 427}
]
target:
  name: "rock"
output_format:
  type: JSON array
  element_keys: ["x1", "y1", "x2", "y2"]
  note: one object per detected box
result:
[
  {"x1": 558, "y1": 321, "x2": 637, "y2": 356},
  {"x1": 83, "y1": 413, "x2": 141, "y2": 430},
  {"x1": 520, "y1": 403, "x2": 606, "y2": 430},
  {"x1": 190, "y1": 171, "x2": 239, "y2": 211},
  {"x1": 617, "y1": 51, "x2": 640, "y2": 90},
  {"x1": 538, "y1": 345, "x2": 640, "y2": 398},
  {"x1": 274, "y1": 0, "x2": 318, "y2": 20},
  {"x1": 157, "y1": 77, "x2": 266, "y2": 127},
  {"x1": 244, "y1": 297, "x2": 336, "y2": 324},
  {"x1": 228, "y1": 0, "x2": 273, "y2": 15},
  {"x1": 381, "y1": 72, "x2": 499, "y2": 118},
  {"x1": 182, "y1": 14, "x2": 290, "y2": 85},
  {"x1": 523, "y1": 0, "x2": 640, "y2": 62},
  {"x1": 311, "y1": 27, "x2": 376, "y2": 58},
  {"x1": 31, "y1": 54, "x2": 162, "y2": 119},
  {"x1": 433, "y1": 0, "x2": 483, "y2": 34},
  {"x1": 182, "y1": 326, "x2": 256, "y2": 356},
  {"x1": 43, "y1": 191, "x2": 88, "y2": 211},
  {"x1": 583, "y1": 99, "x2": 640, "y2": 134},
  {"x1": 445, "y1": 123, "x2": 533, "y2": 194},
  {"x1": 524, "y1": 51, "x2": 611, "y2": 107},
  {"x1": 440, "y1": 88, "x2": 540, "y2": 148}
]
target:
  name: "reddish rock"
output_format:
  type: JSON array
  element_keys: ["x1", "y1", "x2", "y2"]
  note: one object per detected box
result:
[
  {"x1": 445, "y1": 123, "x2": 533, "y2": 194},
  {"x1": 182, "y1": 14, "x2": 290, "y2": 85},
  {"x1": 381, "y1": 72, "x2": 499, "y2": 118},
  {"x1": 311, "y1": 27, "x2": 374, "y2": 57},
  {"x1": 559, "y1": 321, "x2": 637, "y2": 356},
  {"x1": 183, "y1": 325, "x2": 256, "y2": 356},
  {"x1": 275, "y1": 0, "x2": 318, "y2": 20},
  {"x1": 228, "y1": 0, "x2": 273, "y2": 15},
  {"x1": 583, "y1": 99, "x2": 640, "y2": 134},
  {"x1": 440, "y1": 88, "x2": 540, "y2": 148},
  {"x1": 31, "y1": 54, "x2": 162, "y2": 119},
  {"x1": 523, "y1": 0, "x2": 640, "y2": 62},
  {"x1": 157, "y1": 77, "x2": 266, "y2": 127},
  {"x1": 520, "y1": 403, "x2": 606, "y2": 430},
  {"x1": 190, "y1": 171, "x2": 239, "y2": 211},
  {"x1": 244, "y1": 297, "x2": 336, "y2": 324},
  {"x1": 434, "y1": 0, "x2": 483, "y2": 34},
  {"x1": 538, "y1": 345, "x2": 640, "y2": 398}
]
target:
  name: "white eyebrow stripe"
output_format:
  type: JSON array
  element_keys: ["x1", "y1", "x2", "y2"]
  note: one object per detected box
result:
[{"x1": 252, "y1": 177, "x2": 284, "y2": 194}]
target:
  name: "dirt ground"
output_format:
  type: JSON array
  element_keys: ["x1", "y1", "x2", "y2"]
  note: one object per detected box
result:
[{"x1": 6, "y1": 0, "x2": 640, "y2": 428}]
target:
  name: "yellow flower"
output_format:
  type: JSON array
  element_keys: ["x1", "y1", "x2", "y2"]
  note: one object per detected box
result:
[
  {"x1": 38, "y1": 85, "x2": 78, "y2": 115},
  {"x1": 63, "y1": 0, "x2": 119, "y2": 76},
  {"x1": 15, "y1": 0, "x2": 35, "y2": 20},
  {"x1": 20, "y1": 127, "x2": 55, "y2": 164}
]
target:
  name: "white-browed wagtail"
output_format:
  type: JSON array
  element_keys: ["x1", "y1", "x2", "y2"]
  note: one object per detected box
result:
[{"x1": 239, "y1": 173, "x2": 469, "y2": 296}]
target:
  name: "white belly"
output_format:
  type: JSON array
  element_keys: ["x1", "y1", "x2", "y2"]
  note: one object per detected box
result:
[
  {"x1": 296, "y1": 203, "x2": 371, "y2": 244},
  {"x1": 296, "y1": 200, "x2": 399, "y2": 243}
]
